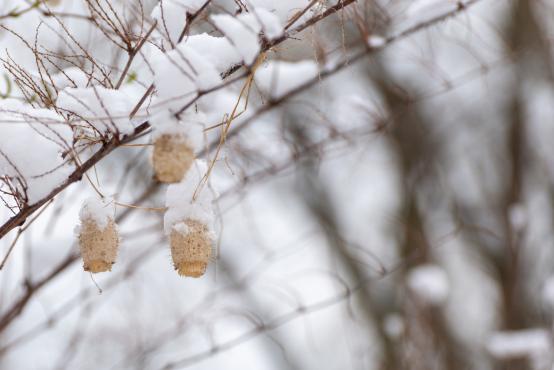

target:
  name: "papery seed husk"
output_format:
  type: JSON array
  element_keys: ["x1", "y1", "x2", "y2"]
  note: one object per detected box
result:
[
  {"x1": 170, "y1": 219, "x2": 212, "y2": 278},
  {"x1": 79, "y1": 218, "x2": 119, "y2": 273},
  {"x1": 153, "y1": 134, "x2": 194, "y2": 183}
]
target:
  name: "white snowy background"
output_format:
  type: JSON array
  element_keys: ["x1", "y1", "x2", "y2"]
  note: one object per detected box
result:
[{"x1": 0, "y1": 0, "x2": 554, "y2": 369}]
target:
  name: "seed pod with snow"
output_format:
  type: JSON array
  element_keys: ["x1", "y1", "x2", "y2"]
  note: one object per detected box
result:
[
  {"x1": 164, "y1": 160, "x2": 217, "y2": 278},
  {"x1": 153, "y1": 134, "x2": 195, "y2": 183},
  {"x1": 77, "y1": 198, "x2": 119, "y2": 273},
  {"x1": 151, "y1": 111, "x2": 204, "y2": 184},
  {"x1": 170, "y1": 219, "x2": 213, "y2": 277}
]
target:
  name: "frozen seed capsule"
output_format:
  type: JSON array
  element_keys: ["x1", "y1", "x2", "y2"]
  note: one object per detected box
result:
[
  {"x1": 77, "y1": 198, "x2": 119, "y2": 273},
  {"x1": 153, "y1": 134, "x2": 194, "y2": 183},
  {"x1": 170, "y1": 219, "x2": 212, "y2": 278}
]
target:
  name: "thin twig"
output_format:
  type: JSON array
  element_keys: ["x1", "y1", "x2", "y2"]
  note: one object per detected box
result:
[{"x1": 0, "y1": 199, "x2": 53, "y2": 270}]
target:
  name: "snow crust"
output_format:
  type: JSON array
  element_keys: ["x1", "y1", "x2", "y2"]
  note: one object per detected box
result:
[
  {"x1": 211, "y1": 14, "x2": 262, "y2": 65},
  {"x1": 79, "y1": 197, "x2": 115, "y2": 230},
  {"x1": 56, "y1": 86, "x2": 135, "y2": 135},
  {"x1": 50, "y1": 67, "x2": 91, "y2": 90},
  {"x1": 0, "y1": 99, "x2": 73, "y2": 203},
  {"x1": 164, "y1": 159, "x2": 216, "y2": 237},
  {"x1": 367, "y1": 35, "x2": 386, "y2": 48},
  {"x1": 150, "y1": 110, "x2": 205, "y2": 152},
  {"x1": 151, "y1": 0, "x2": 210, "y2": 45},
  {"x1": 254, "y1": 8, "x2": 284, "y2": 40},
  {"x1": 173, "y1": 221, "x2": 191, "y2": 236},
  {"x1": 487, "y1": 329, "x2": 552, "y2": 361},
  {"x1": 183, "y1": 34, "x2": 242, "y2": 74},
  {"x1": 407, "y1": 264, "x2": 450, "y2": 305},
  {"x1": 254, "y1": 60, "x2": 319, "y2": 99},
  {"x1": 151, "y1": 41, "x2": 221, "y2": 106}
]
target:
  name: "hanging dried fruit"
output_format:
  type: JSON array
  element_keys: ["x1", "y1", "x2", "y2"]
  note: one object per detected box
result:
[
  {"x1": 164, "y1": 160, "x2": 217, "y2": 277},
  {"x1": 169, "y1": 219, "x2": 213, "y2": 277},
  {"x1": 152, "y1": 134, "x2": 195, "y2": 183},
  {"x1": 77, "y1": 198, "x2": 119, "y2": 273}
]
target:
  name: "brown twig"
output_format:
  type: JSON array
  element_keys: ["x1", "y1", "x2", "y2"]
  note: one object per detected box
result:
[{"x1": 0, "y1": 0, "x2": 482, "y2": 244}]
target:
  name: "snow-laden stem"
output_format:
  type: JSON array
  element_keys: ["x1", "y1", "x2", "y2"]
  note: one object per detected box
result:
[{"x1": 0, "y1": 0, "x2": 483, "y2": 244}]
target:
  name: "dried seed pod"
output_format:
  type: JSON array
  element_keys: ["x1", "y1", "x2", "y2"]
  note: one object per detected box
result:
[
  {"x1": 153, "y1": 134, "x2": 194, "y2": 183},
  {"x1": 77, "y1": 199, "x2": 119, "y2": 273},
  {"x1": 169, "y1": 219, "x2": 213, "y2": 278}
]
